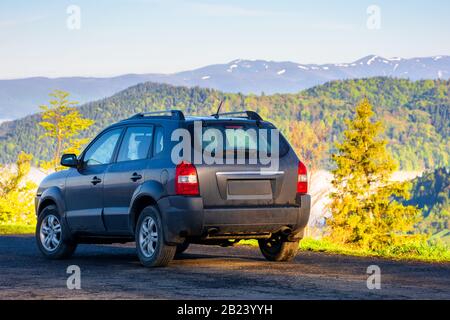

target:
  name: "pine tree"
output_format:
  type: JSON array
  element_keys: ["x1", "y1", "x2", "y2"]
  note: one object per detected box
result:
[
  {"x1": 329, "y1": 99, "x2": 422, "y2": 250},
  {"x1": 39, "y1": 90, "x2": 94, "y2": 171}
]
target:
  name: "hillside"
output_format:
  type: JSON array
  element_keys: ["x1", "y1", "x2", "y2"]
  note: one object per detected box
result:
[
  {"x1": 0, "y1": 77, "x2": 448, "y2": 170},
  {"x1": 1, "y1": 55, "x2": 450, "y2": 119},
  {"x1": 404, "y1": 168, "x2": 450, "y2": 240}
]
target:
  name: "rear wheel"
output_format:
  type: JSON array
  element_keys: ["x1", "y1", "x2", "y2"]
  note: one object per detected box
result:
[
  {"x1": 175, "y1": 241, "x2": 190, "y2": 256},
  {"x1": 36, "y1": 205, "x2": 77, "y2": 259},
  {"x1": 258, "y1": 234, "x2": 299, "y2": 262},
  {"x1": 135, "y1": 206, "x2": 176, "y2": 267}
]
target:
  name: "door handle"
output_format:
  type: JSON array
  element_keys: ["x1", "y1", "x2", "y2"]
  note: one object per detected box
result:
[
  {"x1": 91, "y1": 176, "x2": 102, "y2": 185},
  {"x1": 130, "y1": 172, "x2": 143, "y2": 182}
]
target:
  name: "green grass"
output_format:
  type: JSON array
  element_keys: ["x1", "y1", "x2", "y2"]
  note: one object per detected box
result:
[
  {"x1": 0, "y1": 223, "x2": 35, "y2": 235},
  {"x1": 240, "y1": 237, "x2": 450, "y2": 263},
  {"x1": 430, "y1": 229, "x2": 450, "y2": 245}
]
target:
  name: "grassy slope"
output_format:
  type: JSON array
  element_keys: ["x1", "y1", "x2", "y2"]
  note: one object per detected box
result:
[{"x1": 241, "y1": 238, "x2": 450, "y2": 263}]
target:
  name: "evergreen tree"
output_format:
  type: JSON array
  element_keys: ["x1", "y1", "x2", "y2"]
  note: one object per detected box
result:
[
  {"x1": 39, "y1": 90, "x2": 94, "y2": 171},
  {"x1": 329, "y1": 99, "x2": 422, "y2": 250}
]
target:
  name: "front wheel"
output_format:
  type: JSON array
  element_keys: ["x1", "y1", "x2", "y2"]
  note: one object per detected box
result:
[
  {"x1": 135, "y1": 206, "x2": 176, "y2": 267},
  {"x1": 36, "y1": 205, "x2": 77, "y2": 259},
  {"x1": 258, "y1": 234, "x2": 299, "y2": 262}
]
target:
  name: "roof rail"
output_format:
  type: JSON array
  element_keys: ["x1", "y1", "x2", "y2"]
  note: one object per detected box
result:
[
  {"x1": 127, "y1": 110, "x2": 185, "y2": 121},
  {"x1": 211, "y1": 111, "x2": 263, "y2": 121}
]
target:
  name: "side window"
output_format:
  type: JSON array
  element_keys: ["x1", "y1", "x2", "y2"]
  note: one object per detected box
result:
[
  {"x1": 153, "y1": 126, "x2": 164, "y2": 156},
  {"x1": 117, "y1": 126, "x2": 153, "y2": 162},
  {"x1": 83, "y1": 129, "x2": 122, "y2": 166}
]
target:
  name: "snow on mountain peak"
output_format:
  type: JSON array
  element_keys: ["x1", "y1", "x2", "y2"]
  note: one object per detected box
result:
[
  {"x1": 367, "y1": 55, "x2": 379, "y2": 65},
  {"x1": 386, "y1": 57, "x2": 402, "y2": 61},
  {"x1": 226, "y1": 64, "x2": 238, "y2": 72}
]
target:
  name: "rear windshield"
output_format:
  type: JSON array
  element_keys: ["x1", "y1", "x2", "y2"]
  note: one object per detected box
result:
[{"x1": 188, "y1": 121, "x2": 290, "y2": 158}]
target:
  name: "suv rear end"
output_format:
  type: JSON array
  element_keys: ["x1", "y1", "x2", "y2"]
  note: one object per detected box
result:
[{"x1": 157, "y1": 112, "x2": 311, "y2": 262}]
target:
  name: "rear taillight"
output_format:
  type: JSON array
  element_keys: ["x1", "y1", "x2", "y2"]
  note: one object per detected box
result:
[
  {"x1": 297, "y1": 161, "x2": 308, "y2": 194},
  {"x1": 175, "y1": 161, "x2": 199, "y2": 196}
]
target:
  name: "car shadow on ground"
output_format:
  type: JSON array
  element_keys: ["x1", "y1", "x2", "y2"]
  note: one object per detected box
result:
[{"x1": 64, "y1": 243, "x2": 268, "y2": 266}]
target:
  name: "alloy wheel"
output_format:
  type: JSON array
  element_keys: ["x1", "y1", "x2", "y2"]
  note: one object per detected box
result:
[
  {"x1": 40, "y1": 214, "x2": 62, "y2": 252},
  {"x1": 139, "y1": 216, "x2": 159, "y2": 258}
]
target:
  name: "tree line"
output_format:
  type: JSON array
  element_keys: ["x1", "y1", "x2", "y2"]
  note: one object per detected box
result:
[{"x1": 0, "y1": 77, "x2": 448, "y2": 170}]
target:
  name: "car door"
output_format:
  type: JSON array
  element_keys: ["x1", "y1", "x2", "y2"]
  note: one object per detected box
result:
[
  {"x1": 65, "y1": 128, "x2": 123, "y2": 233},
  {"x1": 102, "y1": 125, "x2": 154, "y2": 233}
]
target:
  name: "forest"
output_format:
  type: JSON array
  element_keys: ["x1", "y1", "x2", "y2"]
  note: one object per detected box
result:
[
  {"x1": 405, "y1": 168, "x2": 450, "y2": 241},
  {"x1": 0, "y1": 77, "x2": 448, "y2": 171}
]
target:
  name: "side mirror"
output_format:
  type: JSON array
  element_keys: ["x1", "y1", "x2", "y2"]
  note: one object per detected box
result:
[{"x1": 60, "y1": 154, "x2": 78, "y2": 168}]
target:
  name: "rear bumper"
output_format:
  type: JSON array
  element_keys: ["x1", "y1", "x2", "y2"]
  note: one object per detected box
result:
[{"x1": 157, "y1": 195, "x2": 311, "y2": 244}]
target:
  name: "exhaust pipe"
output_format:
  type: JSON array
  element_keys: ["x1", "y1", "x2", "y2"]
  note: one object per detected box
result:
[
  {"x1": 280, "y1": 227, "x2": 293, "y2": 236},
  {"x1": 207, "y1": 227, "x2": 219, "y2": 236}
]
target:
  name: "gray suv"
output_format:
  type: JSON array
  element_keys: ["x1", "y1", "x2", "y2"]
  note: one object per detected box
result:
[{"x1": 35, "y1": 110, "x2": 310, "y2": 267}]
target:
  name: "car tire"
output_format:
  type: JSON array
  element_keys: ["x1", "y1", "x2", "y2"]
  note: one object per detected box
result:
[
  {"x1": 36, "y1": 205, "x2": 77, "y2": 259},
  {"x1": 175, "y1": 241, "x2": 190, "y2": 256},
  {"x1": 135, "y1": 206, "x2": 176, "y2": 267},
  {"x1": 258, "y1": 234, "x2": 299, "y2": 262}
]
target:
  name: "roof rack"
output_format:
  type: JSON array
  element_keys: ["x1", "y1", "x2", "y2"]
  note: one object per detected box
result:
[
  {"x1": 127, "y1": 110, "x2": 185, "y2": 121},
  {"x1": 211, "y1": 111, "x2": 263, "y2": 121}
]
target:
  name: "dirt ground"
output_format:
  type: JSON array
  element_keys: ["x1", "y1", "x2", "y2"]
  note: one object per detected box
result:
[{"x1": 0, "y1": 235, "x2": 449, "y2": 299}]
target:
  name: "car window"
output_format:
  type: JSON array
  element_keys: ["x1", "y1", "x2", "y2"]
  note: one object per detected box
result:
[
  {"x1": 117, "y1": 126, "x2": 153, "y2": 162},
  {"x1": 153, "y1": 126, "x2": 164, "y2": 156},
  {"x1": 83, "y1": 129, "x2": 122, "y2": 166},
  {"x1": 190, "y1": 122, "x2": 290, "y2": 157}
]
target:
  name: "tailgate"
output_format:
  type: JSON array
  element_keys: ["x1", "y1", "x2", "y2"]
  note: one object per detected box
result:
[
  {"x1": 197, "y1": 158, "x2": 299, "y2": 207},
  {"x1": 189, "y1": 120, "x2": 300, "y2": 207}
]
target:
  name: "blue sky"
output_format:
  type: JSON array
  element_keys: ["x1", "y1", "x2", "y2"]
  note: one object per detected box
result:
[{"x1": 1, "y1": 0, "x2": 450, "y2": 78}]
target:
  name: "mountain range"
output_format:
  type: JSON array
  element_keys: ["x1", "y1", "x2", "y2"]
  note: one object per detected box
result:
[{"x1": 1, "y1": 55, "x2": 449, "y2": 120}]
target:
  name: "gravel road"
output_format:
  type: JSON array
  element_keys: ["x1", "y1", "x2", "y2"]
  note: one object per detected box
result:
[{"x1": 0, "y1": 235, "x2": 449, "y2": 299}]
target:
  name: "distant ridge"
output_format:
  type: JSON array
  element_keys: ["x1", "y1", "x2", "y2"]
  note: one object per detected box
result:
[{"x1": 0, "y1": 55, "x2": 449, "y2": 119}]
